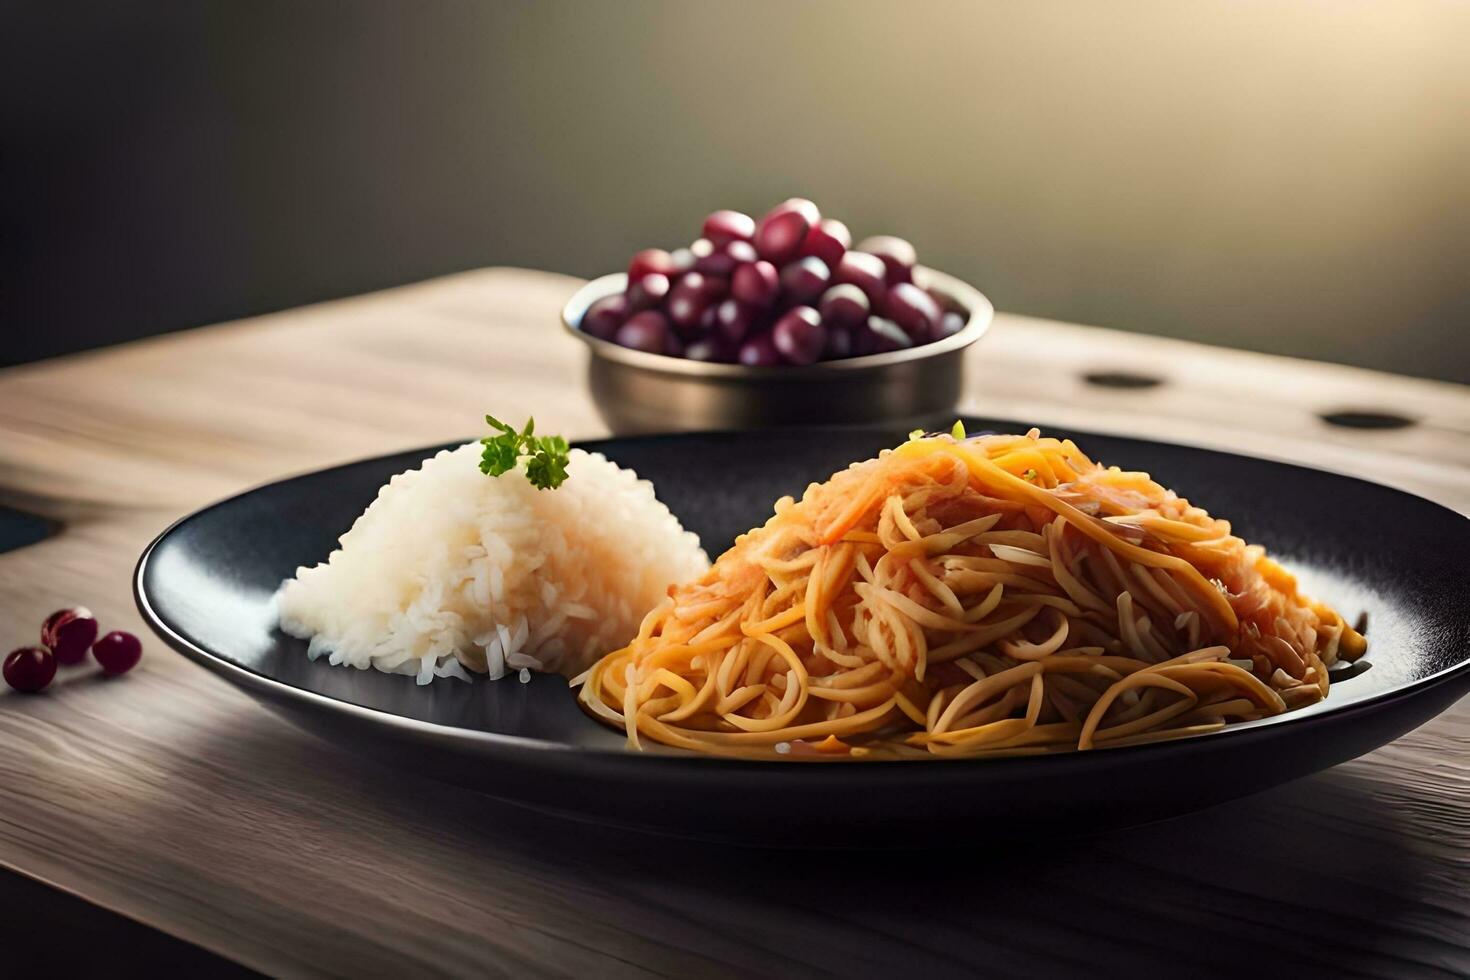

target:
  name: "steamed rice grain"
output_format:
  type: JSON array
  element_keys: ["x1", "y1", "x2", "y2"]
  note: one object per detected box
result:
[{"x1": 276, "y1": 444, "x2": 707, "y2": 683}]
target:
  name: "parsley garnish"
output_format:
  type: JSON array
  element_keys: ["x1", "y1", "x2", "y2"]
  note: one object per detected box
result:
[{"x1": 479, "y1": 415, "x2": 570, "y2": 490}]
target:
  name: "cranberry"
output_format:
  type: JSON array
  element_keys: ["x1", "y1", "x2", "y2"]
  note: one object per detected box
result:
[
  {"x1": 857, "y1": 235, "x2": 917, "y2": 286},
  {"x1": 42, "y1": 606, "x2": 99, "y2": 666},
  {"x1": 4, "y1": 646, "x2": 56, "y2": 693},
  {"x1": 802, "y1": 219, "x2": 850, "y2": 268},
  {"x1": 702, "y1": 210, "x2": 756, "y2": 247},
  {"x1": 580, "y1": 294, "x2": 628, "y2": 341},
  {"x1": 92, "y1": 631, "x2": 143, "y2": 676}
]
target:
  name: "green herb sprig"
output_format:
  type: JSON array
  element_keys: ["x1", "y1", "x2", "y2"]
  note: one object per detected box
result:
[{"x1": 479, "y1": 415, "x2": 570, "y2": 490}]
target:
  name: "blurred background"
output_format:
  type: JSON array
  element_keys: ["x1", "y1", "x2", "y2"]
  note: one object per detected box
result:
[{"x1": 5, "y1": 1, "x2": 1467, "y2": 381}]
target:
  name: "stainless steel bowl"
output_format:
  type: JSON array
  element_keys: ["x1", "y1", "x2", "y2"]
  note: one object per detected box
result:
[{"x1": 562, "y1": 266, "x2": 993, "y2": 434}]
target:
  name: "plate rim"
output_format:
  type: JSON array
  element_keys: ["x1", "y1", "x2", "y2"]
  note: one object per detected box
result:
[{"x1": 133, "y1": 423, "x2": 1470, "y2": 773}]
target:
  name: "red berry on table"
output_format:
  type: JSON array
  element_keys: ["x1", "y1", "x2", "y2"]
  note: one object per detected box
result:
[
  {"x1": 5, "y1": 646, "x2": 57, "y2": 693},
  {"x1": 41, "y1": 606, "x2": 99, "y2": 666},
  {"x1": 92, "y1": 631, "x2": 143, "y2": 676}
]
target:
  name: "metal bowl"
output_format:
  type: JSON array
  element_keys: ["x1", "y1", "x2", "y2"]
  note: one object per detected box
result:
[{"x1": 561, "y1": 267, "x2": 993, "y2": 434}]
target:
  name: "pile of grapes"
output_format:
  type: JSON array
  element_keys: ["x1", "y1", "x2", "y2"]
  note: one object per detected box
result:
[{"x1": 579, "y1": 199, "x2": 968, "y2": 366}]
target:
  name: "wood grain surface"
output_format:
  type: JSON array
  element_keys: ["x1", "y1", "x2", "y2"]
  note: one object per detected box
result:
[{"x1": 1, "y1": 268, "x2": 1467, "y2": 977}]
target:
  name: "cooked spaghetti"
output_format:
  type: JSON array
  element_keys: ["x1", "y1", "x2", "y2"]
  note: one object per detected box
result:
[{"x1": 575, "y1": 428, "x2": 1366, "y2": 759}]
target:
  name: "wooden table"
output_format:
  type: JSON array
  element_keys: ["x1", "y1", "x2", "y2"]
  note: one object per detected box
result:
[{"x1": 2, "y1": 268, "x2": 1467, "y2": 977}]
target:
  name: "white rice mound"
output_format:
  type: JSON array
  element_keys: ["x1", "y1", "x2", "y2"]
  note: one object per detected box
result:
[{"x1": 276, "y1": 444, "x2": 708, "y2": 684}]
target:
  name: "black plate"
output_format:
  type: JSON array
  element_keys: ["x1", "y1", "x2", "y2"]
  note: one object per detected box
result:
[{"x1": 135, "y1": 422, "x2": 1470, "y2": 844}]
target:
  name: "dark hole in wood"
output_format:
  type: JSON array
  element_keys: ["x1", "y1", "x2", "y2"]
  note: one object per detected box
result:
[
  {"x1": 1319, "y1": 410, "x2": 1416, "y2": 430},
  {"x1": 0, "y1": 505, "x2": 59, "y2": 555},
  {"x1": 1083, "y1": 371, "x2": 1163, "y2": 390}
]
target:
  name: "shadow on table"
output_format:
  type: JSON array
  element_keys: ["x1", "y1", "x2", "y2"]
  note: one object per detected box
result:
[{"x1": 146, "y1": 712, "x2": 1466, "y2": 978}]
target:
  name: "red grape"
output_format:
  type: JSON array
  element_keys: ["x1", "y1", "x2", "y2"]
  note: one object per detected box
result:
[
  {"x1": 685, "y1": 336, "x2": 736, "y2": 362},
  {"x1": 667, "y1": 272, "x2": 726, "y2": 335},
  {"x1": 713, "y1": 298, "x2": 761, "y2": 344},
  {"x1": 695, "y1": 240, "x2": 757, "y2": 277},
  {"x1": 779, "y1": 257, "x2": 831, "y2": 305},
  {"x1": 818, "y1": 284, "x2": 870, "y2": 329},
  {"x1": 628, "y1": 248, "x2": 677, "y2": 281},
  {"x1": 593, "y1": 200, "x2": 965, "y2": 365},
  {"x1": 802, "y1": 218, "x2": 850, "y2": 268},
  {"x1": 41, "y1": 606, "x2": 98, "y2": 666},
  {"x1": 885, "y1": 282, "x2": 942, "y2": 339},
  {"x1": 4, "y1": 646, "x2": 56, "y2": 693},
  {"x1": 834, "y1": 251, "x2": 888, "y2": 304},
  {"x1": 92, "y1": 631, "x2": 142, "y2": 675},
  {"x1": 581, "y1": 294, "x2": 628, "y2": 341},
  {"x1": 856, "y1": 235, "x2": 916, "y2": 286},
  {"x1": 702, "y1": 210, "x2": 756, "y2": 247},
  {"x1": 855, "y1": 316, "x2": 913, "y2": 355},
  {"x1": 932, "y1": 310, "x2": 967, "y2": 342},
  {"x1": 755, "y1": 198, "x2": 820, "y2": 264},
  {"x1": 822, "y1": 324, "x2": 854, "y2": 360},
  {"x1": 615, "y1": 311, "x2": 672, "y2": 353},
  {"x1": 772, "y1": 307, "x2": 827, "y2": 365},
  {"x1": 731, "y1": 260, "x2": 780, "y2": 308},
  {"x1": 669, "y1": 247, "x2": 696, "y2": 273},
  {"x1": 626, "y1": 272, "x2": 671, "y2": 312},
  {"x1": 737, "y1": 333, "x2": 782, "y2": 367}
]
